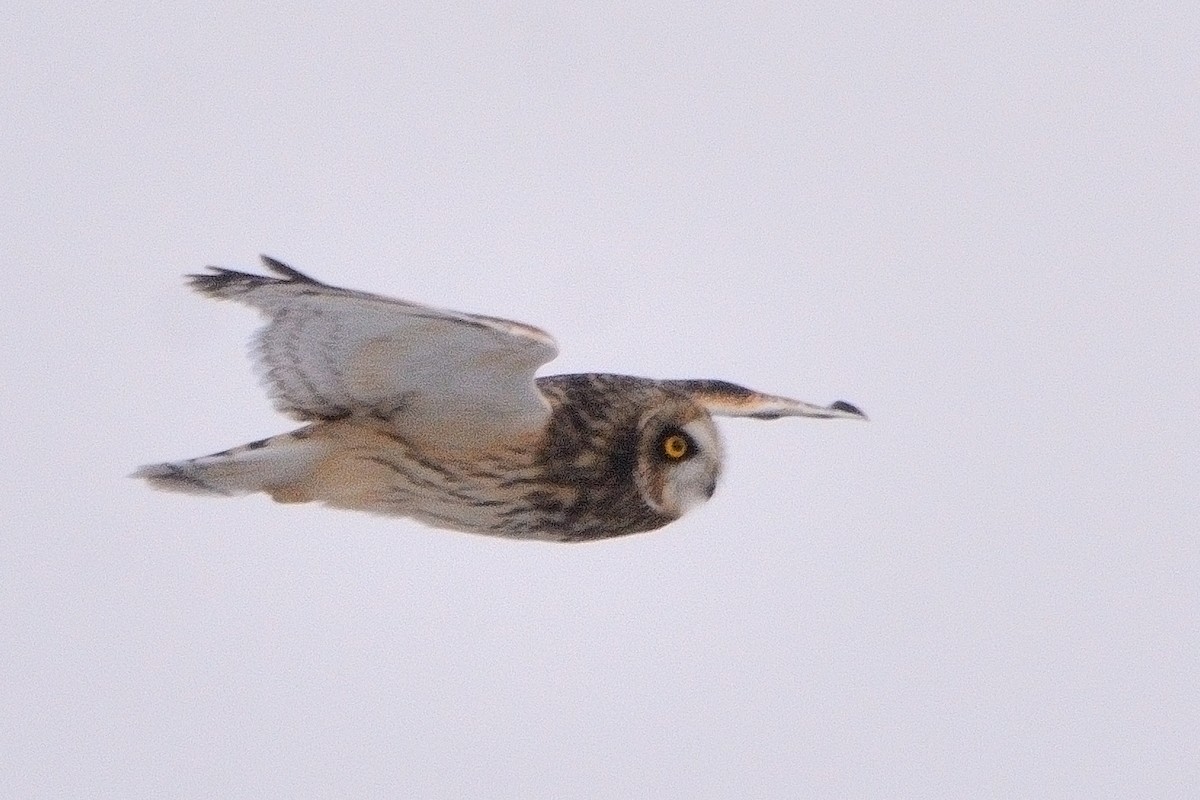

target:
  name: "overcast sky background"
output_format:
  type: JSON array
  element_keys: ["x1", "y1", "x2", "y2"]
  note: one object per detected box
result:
[{"x1": 3, "y1": 3, "x2": 1197, "y2": 797}]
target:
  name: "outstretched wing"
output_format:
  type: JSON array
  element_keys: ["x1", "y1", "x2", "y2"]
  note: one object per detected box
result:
[
  {"x1": 190, "y1": 256, "x2": 559, "y2": 449},
  {"x1": 665, "y1": 379, "x2": 866, "y2": 420}
]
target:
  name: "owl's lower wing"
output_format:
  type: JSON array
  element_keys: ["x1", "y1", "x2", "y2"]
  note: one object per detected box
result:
[
  {"x1": 665, "y1": 379, "x2": 866, "y2": 420},
  {"x1": 190, "y1": 256, "x2": 559, "y2": 449}
]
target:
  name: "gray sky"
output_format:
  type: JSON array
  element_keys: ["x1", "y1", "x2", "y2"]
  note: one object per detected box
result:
[{"x1": 3, "y1": 2, "x2": 1197, "y2": 797}]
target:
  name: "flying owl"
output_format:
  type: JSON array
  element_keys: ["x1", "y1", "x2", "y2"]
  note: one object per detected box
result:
[{"x1": 134, "y1": 257, "x2": 865, "y2": 542}]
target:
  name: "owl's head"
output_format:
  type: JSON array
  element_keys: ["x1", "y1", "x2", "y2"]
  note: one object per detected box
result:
[{"x1": 633, "y1": 402, "x2": 723, "y2": 519}]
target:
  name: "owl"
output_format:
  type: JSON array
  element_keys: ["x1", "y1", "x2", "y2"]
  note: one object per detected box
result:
[{"x1": 134, "y1": 257, "x2": 864, "y2": 542}]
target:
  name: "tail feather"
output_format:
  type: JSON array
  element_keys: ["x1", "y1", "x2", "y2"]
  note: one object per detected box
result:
[
  {"x1": 132, "y1": 460, "x2": 235, "y2": 496},
  {"x1": 132, "y1": 435, "x2": 321, "y2": 498}
]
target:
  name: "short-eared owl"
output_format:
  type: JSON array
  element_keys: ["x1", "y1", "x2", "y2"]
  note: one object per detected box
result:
[{"x1": 135, "y1": 257, "x2": 864, "y2": 542}]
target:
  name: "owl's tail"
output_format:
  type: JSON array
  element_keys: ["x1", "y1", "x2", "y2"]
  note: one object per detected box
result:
[{"x1": 132, "y1": 433, "x2": 323, "y2": 500}]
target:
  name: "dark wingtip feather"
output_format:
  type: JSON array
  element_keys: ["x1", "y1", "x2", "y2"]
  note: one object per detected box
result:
[
  {"x1": 185, "y1": 267, "x2": 261, "y2": 297},
  {"x1": 183, "y1": 257, "x2": 322, "y2": 298},
  {"x1": 259, "y1": 255, "x2": 322, "y2": 284},
  {"x1": 831, "y1": 400, "x2": 867, "y2": 419}
]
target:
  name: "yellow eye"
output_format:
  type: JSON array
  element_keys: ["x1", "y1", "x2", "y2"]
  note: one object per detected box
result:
[{"x1": 662, "y1": 433, "x2": 690, "y2": 460}]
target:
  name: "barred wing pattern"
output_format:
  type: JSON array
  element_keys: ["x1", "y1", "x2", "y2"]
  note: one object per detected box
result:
[{"x1": 190, "y1": 256, "x2": 559, "y2": 450}]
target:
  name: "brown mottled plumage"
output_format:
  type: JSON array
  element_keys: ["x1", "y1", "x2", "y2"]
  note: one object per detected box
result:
[{"x1": 134, "y1": 257, "x2": 864, "y2": 541}]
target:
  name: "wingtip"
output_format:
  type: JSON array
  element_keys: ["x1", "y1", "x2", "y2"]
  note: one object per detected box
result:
[
  {"x1": 830, "y1": 400, "x2": 868, "y2": 420},
  {"x1": 259, "y1": 255, "x2": 320, "y2": 284},
  {"x1": 185, "y1": 267, "x2": 248, "y2": 296},
  {"x1": 181, "y1": 257, "x2": 322, "y2": 296}
]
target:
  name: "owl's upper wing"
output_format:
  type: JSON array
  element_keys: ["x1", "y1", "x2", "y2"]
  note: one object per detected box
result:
[{"x1": 190, "y1": 256, "x2": 558, "y2": 448}]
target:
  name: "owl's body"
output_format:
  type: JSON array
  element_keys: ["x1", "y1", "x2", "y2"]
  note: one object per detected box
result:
[{"x1": 135, "y1": 258, "x2": 863, "y2": 542}]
